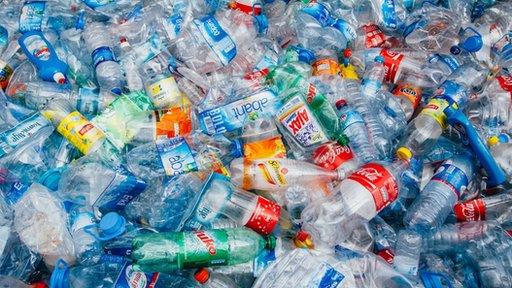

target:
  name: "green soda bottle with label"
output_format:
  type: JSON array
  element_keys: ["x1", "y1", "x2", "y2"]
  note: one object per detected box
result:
[{"x1": 131, "y1": 228, "x2": 276, "y2": 273}]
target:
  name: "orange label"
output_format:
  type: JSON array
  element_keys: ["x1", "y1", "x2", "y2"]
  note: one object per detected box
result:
[
  {"x1": 312, "y1": 58, "x2": 340, "y2": 76},
  {"x1": 154, "y1": 106, "x2": 193, "y2": 138},
  {"x1": 244, "y1": 137, "x2": 287, "y2": 160},
  {"x1": 393, "y1": 83, "x2": 422, "y2": 110}
]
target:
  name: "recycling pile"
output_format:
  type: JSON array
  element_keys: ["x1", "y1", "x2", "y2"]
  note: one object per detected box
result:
[{"x1": 1, "y1": 0, "x2": 512, "y2": 287}]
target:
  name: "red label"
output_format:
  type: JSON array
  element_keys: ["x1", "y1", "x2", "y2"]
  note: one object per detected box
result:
[
  {"x1": 243, "y1": 68, "x2": 269, "y2": 80},
  {"x1": 380, "y1": 49, "x2": 404, "y2": 83},
  {"x1": 313, "y1": 142, "x2": 354, "y2": 170},
  {"x1": 363, "y1": 24, "x2": 386, "y2": 48},
  {"x1": 194, "y1": 231, "x2": 217, "y2": 255},
  {"x1": 245, "y1": 196, "x2": 281, "y2": 235},
  {"x1": 229, "y1": 0, "x2": 261, "y2": 15},
  {"x1": 348, "y1": 163, "x2": 398, "y2": 211},
  {"x1": 78, "y1": 123, "x2": 94, "y2": 136},
  {"x1": 305, "y1": 83, "x2": 318, "y2": 104},
  {"x1": 454, "y1": 198, "x2": 486, "y2": 222},
  {"x1": 288, "y1": 107, "x2": 310, "y2": 134},
  {"x1": 393, "y1": 83, "x2": 422, "y2": 110},
  {"x1": 377, "y1": 248, "x2": 394, "y2": 264},
  {"x1": 496, "y1": 75, "x2": 512, "y2": 93}
]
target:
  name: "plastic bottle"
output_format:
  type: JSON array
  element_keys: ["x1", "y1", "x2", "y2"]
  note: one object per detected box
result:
[
  {"x1": 241, "y1": 118, "x2": 286, "y2": 160},
  {"x1": 128, "y1": 107, "x2": 194, "y2": 143},
  {"x1": 118, "y1": 37, "x2": 143, "y2": 92},
  {"x1": 194, "y1": 268, "x2": 238, "y2": 288},
  {"x1": 230, "y1": 157, "x2": 341, "y2": 191},
  {"x1": 18, "y1": 31, "x2": 68, "y2": 84},
  {"x1": 454, "y1": 193, "x2": 512, "y2": 223},
  {"x1": 488, "y1": 137, "x2": 512, "y2": 181},
  {"x1": 301, "y1": 159, "x2": 409, "y2": 246},
  {"x1": 393, "y1": 229, "x2": 422, "y2": 277},
  {"x1": 404, "y1": 156, "x2": 475, "y2": 231},
  {"x1": 131, "y1": 227, "x2": 276, "y2": 272},
  {"x1": 68, "y1": 205, "x2": 102, "y2": 265},
  {"x1": 83, "y1": 22, "x2": 125, "y2": 95}
]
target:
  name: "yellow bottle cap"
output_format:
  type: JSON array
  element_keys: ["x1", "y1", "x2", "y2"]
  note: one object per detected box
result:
[
  {"x1": 396, "y1": 147, "x2": 413, "y2": 160},
  {"x1": 487, "y1": 136, "x2": 500, "y2": 147},
  {"x1": 340, "y1": 64, "x2": 359, "y2": 80}
]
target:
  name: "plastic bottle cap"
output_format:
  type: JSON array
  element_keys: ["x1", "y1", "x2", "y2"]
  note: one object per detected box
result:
[
  {"x1": 99, "y1": 212, "x2": 126, "y2": 240},
  {"x1": 111, "y1": 87, "x2": 122, "y2": 95},
  {"x1": 32, "y1": 282, "x2": 48, "y2": 288},
  {"x1": 53, "y1": 73, "x2": 66, "y2": 84},
  {"x1": 498, "y1": 133, "x2": 510, "y2": 144},
  {"x1": 49, "y1": 259, "x2": 70, "y2": 288},
  {"x1": 420, "y1": 271, "x2": 451, "y2": 288},
  {"x1": 396, "y1": 147, "x2": 413, "y2": 160},
  {"x1": 461, "y1": 35, "x2": 483, "y2": 52},
  {"x1": 39, "y1": 168, "x2": 62, "y2": 191},
  {"x1": 343, "y1": 49, "x2": 352, "y2": 58},
  {"x1": 487, "y1": 136, "x2": 500, "y2": 147},
  {"x1": 296, "y1": 230, "x2": 310, "y2": 242},
  {"x1": 450, "y1": 45, "x2": 461, "y2": 55},
  {"x1": 335, "y1": 99, "x2": 347, "y2": 109},
  {"x1": 265, "y1": 235, "x2": 277, "y2": 249},
  {"x1": 194, "y1": 268, "x2": 210, "y2": 284},
  {"x1": 374, "y1": 55, "x2": 384, "y2": 63},
  {"x1": 298, "y1": 49, "x2": 315, "y2": 64}
]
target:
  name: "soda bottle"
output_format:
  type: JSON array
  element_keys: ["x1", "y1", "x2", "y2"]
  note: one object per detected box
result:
[
  {"x1": 404, "y1": 156, "x2": 475, "y2": 231},
  {"x1": 131, "y1": 227, "x2": 276, "y2": 272},
  {"x1": 454, "y1": 193, "x2": 512, "y2": 223}
]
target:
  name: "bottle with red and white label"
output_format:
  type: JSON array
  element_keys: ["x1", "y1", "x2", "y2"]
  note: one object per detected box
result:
[
  {"x1": 300, "y1": 159, "x2": 409, "y2": 246},
  {"x1": 404, "y1": 155, "x2": 475, "y2": 232},
  {"x1": 230, "y1": 157, "x2": 342, "y2": 192},
  {"x1": 454, "y1": 193, "x2": 512, "y2": 223}
]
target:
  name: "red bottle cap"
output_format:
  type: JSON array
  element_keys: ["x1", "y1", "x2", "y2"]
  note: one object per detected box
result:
[{"x1": 194, "y1": 268, "x2": 210, "y2": 284}]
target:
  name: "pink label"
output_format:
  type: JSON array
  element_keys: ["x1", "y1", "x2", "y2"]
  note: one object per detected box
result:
[
  {"x1": 348, "y1": 163, "x2": 398, "y2": 211},
  {"x1": 454, "y1": 198, "x2": 486, "y2": 222},
  {"x1": 245, "y1": 196, "x2": 281, "y2": 235}
]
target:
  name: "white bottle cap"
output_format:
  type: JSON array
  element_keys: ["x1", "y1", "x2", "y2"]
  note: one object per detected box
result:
[{"x1": 53, "y1": 72, "x2": 66, "y2": 84}]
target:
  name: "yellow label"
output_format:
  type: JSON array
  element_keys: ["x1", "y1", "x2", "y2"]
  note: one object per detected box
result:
[
  {"x1": 419, "y1": 98, "x2": 449, "y2": 129},
  {"x1": 340, "y1": 64, "x2": 359, "y2": 80},
  {"x1": 57, "y1": 111, "x2": 105, "y2": 154},
  {"x1": 145, "y1": 77, "x2": 182, "y2": 108},
  {"x1": 244, "y1": 137, "x2": 287, "y2": 160}
]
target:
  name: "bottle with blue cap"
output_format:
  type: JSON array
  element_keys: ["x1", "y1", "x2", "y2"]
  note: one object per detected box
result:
[{"x1": 488, "y1": 133, "x2": 512, "y2": 182}]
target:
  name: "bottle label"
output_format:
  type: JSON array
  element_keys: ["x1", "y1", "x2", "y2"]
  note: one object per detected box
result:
[
  {"x1": 316, "y1": 263, "x2": 346, "y2": 287},
  {"x1": 377, "y1": 248, "x2": 394, "y2": 264},
  {"x1": 312, "y1": 59, "x2": 340, "y2": 76},
  {"x1": 244, "y1": 137, "x2": 287, "y2": 160},
  {"x1": 300, "y1": 2, "x2": 333, "y2": 27},
  {"x1": 76, "y1": 87, "x2": 100, "y2": 117},
  {"x1": 114, "y1": 261, "x2": 159, "y2": 288},
  {"x1": 431, "y1": 161, "x2": 469, "y2": 198},
  {"x1": 362, "y1": 24, "x2": 386, "y2": 48},
  {"x1": 56, "y1": 111, "x2": 105, "y2": 155},
  {"x1": 199, "y1": 90, "x2": 278, "y2": 135},
  {"x1": 419, "y1": 98, "x2": 449, "y2": 129},
  {"x1": 313, "y1": 142, "x2": 354, "y2": 171},
  {"x1": 244, "y1": 159, "x2": 290, "y2": 191},
  {"x1": 22, "y1": 34, "x2": 50, "y2": 61},
  {"x1": 182, "y1": 230, "x2": 230, "y2": 268},
  {"x1": 70, "y1": 211, "x2": 95, "y2": 233},
  {"x1": 193, "y1": 15, "x2": 236, "y2": 66},
  {"x1": 339, "y1": 109, "x2": 364, "y2": 131},
  {"x1": 0, "y1": 113, "x2": 52, "y2": 158},
  {"x1": 496, "y1": 75, "x2": 512, "y2": 93},
  {"x1": 454, "y1": 198, "x2": 486, "y2": 222},
  {"x1": 145, "y1": 77, "x2": 182, "y2": 108},
  {"x1": 91, "y1": 46, "x2": 117, "y2": 68},
  {"x1": 245, "y1": 196, "x2": 281, "y2": 235},
  {"x1": 229, "y1": 0, "x2": 262, "y2": 15},
  {"x1": 380, "y1": 0, "x2": 398, "y2": 29},
  {"x1": 430, "y1": 54, "x2": 460, "y2": 72},
  {"x1": 0, "y1": 26, "x2": 7, "y2": 48},
  {"x1": 0, "y1": 61, "x2": 13, "y2": 90},
  {"x1": 348, "y1": 163, "x2": 398, "y2": 211},
  {"x1": 392, "y1": 83, "x2": 421, "y2": 110},
  {"x1": 190, "y1": 173, "x2": 232, "y2": 228},
  {"x1": 19, "y1": 1, "x2": 46, "y2": 33},
  {"x1": 94, "y1": 170, "x2": 147, "y2": 214},
  {"x1": 154, "y1": 107, "x2": 193, "y2": 138},
  {"x1": 277, "y1": 95, "x2": 328, "y2": 147},
  {"x1": 82, "y1": 0, "x2": 115, "y2": 9},
  {"x1": 435, "y1": 80, "x2": 465, "y2": 106},
  {"x1": 156, "y1": 137, "x2": 198, "y2": 177},
  {"x1": 380, "y1": 49, "x2": 404, "y2": 83},
  {"x1": 4, "y1": 181, "x2": 29, "y2": 206}
]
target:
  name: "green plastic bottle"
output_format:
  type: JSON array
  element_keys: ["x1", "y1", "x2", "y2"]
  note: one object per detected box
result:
[{"x1": 131, "y1": 228, "x2": 276, "y2": 272}]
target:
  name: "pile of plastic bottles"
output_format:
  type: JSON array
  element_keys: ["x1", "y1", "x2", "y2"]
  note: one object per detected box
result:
[{"x1": 1, "y1": 0, "x2": 512, "y2": 287}]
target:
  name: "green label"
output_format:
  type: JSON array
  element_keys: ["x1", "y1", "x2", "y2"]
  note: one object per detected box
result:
[{"x1": 182, "y1": 230, "x2": 229, "y2": 268}]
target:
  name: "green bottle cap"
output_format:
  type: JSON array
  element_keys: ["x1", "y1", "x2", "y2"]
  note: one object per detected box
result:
[
  {"x1": 265, "y1": 235, "x2": 277, "y2": 250},
  {"x1": 337, "y1": 134, "x2": 350, "y2": 146}
]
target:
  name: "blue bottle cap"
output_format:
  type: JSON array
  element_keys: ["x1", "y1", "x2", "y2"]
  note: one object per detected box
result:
[
  {"x1": 253, "y1": 14, "x2": 268, "y2": 35},
  {"x1": 498, "y1": 133, "x2": 510, "y2": 143},
  {"x1": 298, "y1": 49, "x2": 315, "y2": 64},
  {"x1": 420, "y1": 271, "x2": 453, "y2": 288},
  {"x1": 461, "y1": 35, "x2": 483, "y2": 53},
  {"x1": 374, "y1": 55, "x2": 384, "y2": 63},
  {"x1": 99, "y1": 212, "x2": 126, "y2": 241},
  {"x1": 50, "y1": 259, "x2": 70, "y2": 288},
  {"x1": 230, "y1": 139, "x2": 243, "y2": 158},
  {"x1": 111, "y1": 87, "x2": 122, "y2": 95},
  {"x1": 39, "y1": 168, "x2": 63, "y2": 191}
]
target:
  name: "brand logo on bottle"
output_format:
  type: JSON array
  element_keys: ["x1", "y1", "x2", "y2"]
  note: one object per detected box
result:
[
  {"x1": 313, "y1": 143, "x2": 353, "y2": 170},
  {"x1": 454, "y1": 199, "x2": 485, "y2": 222},
  {"x1": 305, "y1": 84, "x2": 318, "y2": 104},
  {"x1": 194, "y1": 231, "x2": 217, "y2": 255},
  {"x1": 353, "y1": 166, "x2": 383, "y2": 182},
  {"x1": 497, "y1": 75, "x2": 512, "y2": 93},
  {"x1": 231, "y1": 97, "x2": 268, "y2": 120},
  {"x1": 287, "y1": 107, "x2": 310, "y2": 134}
]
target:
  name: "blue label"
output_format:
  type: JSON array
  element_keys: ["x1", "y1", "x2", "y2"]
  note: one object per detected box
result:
[
  {"x1": 105, "y1": 246, "x2": 132, "y2": 258},
  {"x1": 193, "y1": 15, "x2": 236, "y2": 66},
  {"x1": 198, "y1": 90, "x2": 278, "y2": 135},
  {"x1": 114, "y1": 261, "x2": 159, "y2": 288},
  {"x1": 19, "y1": 1, "x2": 46, "y2": 33},
  {"x1": 0, "y1": 113, "x2": 52, "y2": 158},
  {"x1": 94, "y1": 172, "x2": 147, "y2": 214},
  {"x1": 253, "y1": 249, "x2": 276, "y2": 277},
  {"x1": 77, "y1": 87, "x2": 100, "y2": 117},
  {"x1": 436, "y1": 54, "x2": 460, "y2": 72},
  {"x1": 91, "y1": 46, "x2": 117, "y2": 68},
  {"x1": 339, "y1": 109, "x2": 364, "y2": 131},
  {"x1": 300, "y1": 3, "x2": 334, "y2": 27},
  {"x1": 436, "y1": 80, "x2": 465, "y2": 107},
  {"x1": 155, "y1": 137, "x2": 198, "y2": 177},
  {"x1": 4, "y1": 182, "x2": 29, "y2": 205},
  {"x1": 381, "y1": 0, "x2": 398, "y2": 29},
  {"x1": 82, "y1": 0, "x2": 115, "y2": 9},
  {"x1": 166, "y1": 13, "x2": 183, "y2": 38},
  {"x1": 331, "y1": 19, "x2": 357, "y2": 43},
  {"x1": 0, "y1": 26, "x2": 7, "y2": 47},
  {"x1": 403, "y1": 18, "x2": 426, "y2": 38},
  {"x1": 318, "y1": 264, "x2": 346, "y2": 288},
  {"x1": 431, "y1": 162, "x2": 469, "y2": 198}
]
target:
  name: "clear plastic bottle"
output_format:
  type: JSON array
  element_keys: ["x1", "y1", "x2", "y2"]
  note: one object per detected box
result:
[
  {"x1": 488, "y1": 139, "x2": 512, "y2": 181},
  {"x1": 393, "y1": 229, "x2": 422, "y2": 277},
  {"x1": 404, "y1": 156, "x2": 475, "y2": 231},
  {"x1": 69, "y1": 205, "x2": 102, "y2": 265},
  {"x1": 83, "y1": 22, "x2": 125, "y2": 95},
  {"x1": 194, "y1": 268, "x2": 238, "y2": 288},
  {"x1": 454, "y1": 193, "x2": 512, "y2": 223},
  {"x1": 118, "y1": 37, "x2": 143, "y2": 92}
]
